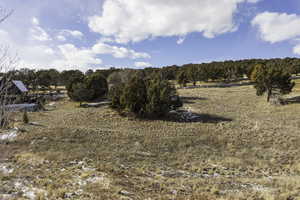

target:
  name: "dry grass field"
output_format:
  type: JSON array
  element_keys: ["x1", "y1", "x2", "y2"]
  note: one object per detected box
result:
[{"x1": 1, "y1": 80, "x2": 300, "y2": 200}]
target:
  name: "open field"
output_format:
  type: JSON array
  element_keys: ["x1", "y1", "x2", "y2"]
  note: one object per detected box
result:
[{"x1": 1, "y1": 81, "x2": 300, "y2": 200}]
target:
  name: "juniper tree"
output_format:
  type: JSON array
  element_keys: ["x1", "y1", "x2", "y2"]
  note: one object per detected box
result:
[
  {"x1": 186, "y1": 65, "x2": 199, "y2": 86},
  {"x1": 251, "y1": 63, "x2": 295, "y2": 102},
  {"x1": 146, "y1": 75, "x2": 177, "y2": 117},
  {"x1": 120, "y1": 73, "x2": 148, "y2": 116},
  {"x1": 85, "y1": 72, "x2": 108, "y2": 99},
  {"x1": 177, "y1": 70, "x2": 188, "y2": 87},
  {"x1": 109, "y1": 72, "x2": 182, "y2": 118},
  {"x1": 70, "y1": 83, "x2": 94, "y2": 106}
]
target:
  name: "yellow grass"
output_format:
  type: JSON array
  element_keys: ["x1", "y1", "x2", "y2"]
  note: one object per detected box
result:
[{"x1": 1, "y1": 83, "x2": 300, "y2": 199}]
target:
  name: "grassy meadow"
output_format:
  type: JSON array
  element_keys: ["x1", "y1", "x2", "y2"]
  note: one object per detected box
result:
[{"x1": 1, "y1": 80, "x2": 300, "y2": 200}]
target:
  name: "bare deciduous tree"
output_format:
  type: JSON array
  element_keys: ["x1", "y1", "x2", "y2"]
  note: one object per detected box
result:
[{"x1": 0, "y1": 7, "x2": 17, "y2": 128}]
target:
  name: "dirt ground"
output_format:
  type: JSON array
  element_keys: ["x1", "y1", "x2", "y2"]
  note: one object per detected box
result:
[{"x1": 1, "y1": 81, "x2": 300, "y2": 200}]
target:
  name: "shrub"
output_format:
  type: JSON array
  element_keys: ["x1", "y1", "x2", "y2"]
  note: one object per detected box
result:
[
  {"x1": 67, "y1": 72, "x2": 108, "y2": 102},
  {"x1": 109, "y1": 73, "x2": 182, "y2": 118},
  {"x1": 23, "y1": 110, "x2": 29, "y2": 124}
]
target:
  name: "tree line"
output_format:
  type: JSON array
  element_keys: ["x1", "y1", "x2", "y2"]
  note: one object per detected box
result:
[
  {"x1": 1, "y1": 57, "x2": 298, "y2": 119},
  {"x1": 5, "y1": 57, "x2": 300, "y2": 91}
]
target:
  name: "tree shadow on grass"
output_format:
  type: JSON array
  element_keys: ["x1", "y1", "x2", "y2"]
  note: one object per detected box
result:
[
  {"x1": 284, "y1": 96, "x2": 300, "y2": 104},
  {"x1": 165, "y1": 111, "x2": 233, "y2": 123},
  {"x1": 181, "y1": 96, "x2": 207, "y2": 104}
]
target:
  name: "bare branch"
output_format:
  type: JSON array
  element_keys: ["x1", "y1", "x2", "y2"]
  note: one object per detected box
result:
[
  {"x1": 0, "y1": 7, "x2": 13, "y2": 24},
  {"x1": 0, "y1": 5, "x2": 18, "y2": 126}
]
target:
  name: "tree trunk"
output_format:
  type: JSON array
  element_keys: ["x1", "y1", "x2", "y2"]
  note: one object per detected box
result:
[{"x1": 267, "y1": 89, "x2": 272, "y2": 102}]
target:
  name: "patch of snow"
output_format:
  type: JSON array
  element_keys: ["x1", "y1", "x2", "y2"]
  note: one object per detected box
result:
[
  {"x1": 48, "y1": 102, "x2": 56, "y2": 106},
  {"x1": 14, "y1": 181, "x2": 47, "y2": 200},
  {"x1": 0, "y1": 163, "x2": 14, "y2": 174},
  {"x1": 74, "y1": 173, "x2": 110, "y2": 189},
  {"x1": 0, "y1": 128, "x2": 18, "y2": 141}
]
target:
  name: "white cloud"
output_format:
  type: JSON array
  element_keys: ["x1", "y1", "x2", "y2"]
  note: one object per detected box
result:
[
  {"x1": 32, "y1": 17, "x2": 39, "y2": 25},
  {"x1": 134, "y1": 62, "x2": 152, "y2": 68},
  {"x1": 92, "y1": 42, "x2": 150, "y2": 59},
  {"x1": 177, "y1": 37, "x2": 186, "y2": 45},
  {"x1": 30, "y1": 26, "x2": 51, "y2": 41},
  {"x1": 56, "y1": 30, "x2": 84, "y2": 41},
  {"x1": 252, "y1": 12, "x2": 300, "y2": 43},
  {"x1": 293, "y1": 44, "x2": 300, "y2": 55},
  {"x1": 89, "y1": 0, "x2": 259, "y2": 44},
  {"x1": 30, "y1": 17, "x2": 51, "y2": 41},
  {"x1": 98, "y1": 37, "x2": 115, "y2": 43},
  {"x1": 54, "y1": 44, "x2": 102, "y2": 69},
  {"x1": 0, "y1": 29, "x2": 102, "y2": 71},
  {"x1": 56, "y1": 35, "x2": 67, "y2": 41},
  {"x1": 63, "y1": 30, "x2": 83, "y2": 39},
  {"x1": 68, "y1": 30, "x2": 83, "y2": 38},
  {"x1": 252, "y1": 11, "x2": 300, "y2": 55}
]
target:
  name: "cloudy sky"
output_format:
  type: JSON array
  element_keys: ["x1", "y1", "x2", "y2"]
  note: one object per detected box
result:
[{"x1": 0, "y1": 0, "x2": 299, "y2": 71}]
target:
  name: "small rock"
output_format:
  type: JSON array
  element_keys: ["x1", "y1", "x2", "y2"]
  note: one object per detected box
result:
[
  {"x1": 170, "y1": 190, "x2": 177, "y2": 195},
  {"x1": 136, "y1": 151, "x2": 155, "y2": 157},
  {"x1": 119, "y1": 190, "x2": 132, "y2": 196}
]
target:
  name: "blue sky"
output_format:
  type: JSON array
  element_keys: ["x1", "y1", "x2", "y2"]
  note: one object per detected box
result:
[{"x1": 0, "y1": 0, "x2": 300, "y2": 71}]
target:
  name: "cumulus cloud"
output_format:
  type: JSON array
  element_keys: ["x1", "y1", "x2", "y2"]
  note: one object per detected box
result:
[
  {"x1": 92, "y1": 42, "x2": 150, "y2": 59},
  {"x1": 134, "y1": 62, "x2": 152, "y2": 68},
  {"x1": 0, "y1": 28, "x2": 100, "y2": 71},
  {"x1": 57, "y1": 29, "x2": 84, "y2": 41},
  {"x1": 0, "y1": 26, "x2": 151, "y2": 71},
  {"x1": 252, "y1": 12, "x2": 300, "y2": 43},
  {"x1": 252, "y1": 11, "x2": 300, "y2": 55},
  {"x1": 54, "y1": 44, "x2": 102, "y2": 69},
  {"x1": 88, "y1": 0, "x2": 260, "y2": 43}
]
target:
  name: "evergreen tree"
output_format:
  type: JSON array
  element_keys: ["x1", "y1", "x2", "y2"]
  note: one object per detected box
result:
[
  {"x1": 251, "y1": 63, "x2": 295, "y2": 102},
  {"x1": 120, "y1": 74, "x2": 148, "y2": 116},
  {"x1": 186, "y1": 65, "x2": 199, "y2": 86},
  {"x1": 177, "y1": 71, "x2": 188, "y2": 87},
  {"x1": 85, "y1": 72, "x2": 108, "y2": 99},
  {"x1": 109, "y1": 73, "x2": 182, "y2": 118},
  {"x1": 23, "y1": 110, "x2": 29, "y2": 124},
  {"x1": 70, "y1": 83, "x2": 94, "y2": 106},
  {"x1": 146, "y1": 75, "x2": 177, "y2": 117}
]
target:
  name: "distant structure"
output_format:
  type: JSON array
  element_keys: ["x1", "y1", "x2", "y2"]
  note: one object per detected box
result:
[
  {"x1": 10, "y1": 80, "x2": 29, "y2": 94},
  {"x1": 0, "y1": 78, "x2": 29, "y2": 95}
]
